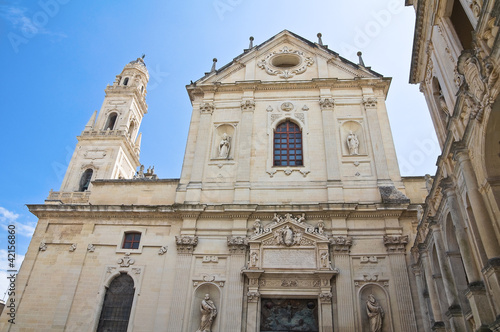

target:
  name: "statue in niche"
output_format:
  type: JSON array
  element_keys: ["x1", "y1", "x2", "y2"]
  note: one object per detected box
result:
[
  {"x1": 346, "y1": 131, "x2": 360, "y2": 155},
  {"x1": 282, "y1": 225, "x2": 294, "y2": 246},
  {"x1": 197, "y1": 294, "x2": 217, "y2": 332},
  {"x1": 250, "y1": 252, "x2": 258, "y2": 267},
  {"x1": 366, "y1": 294, "x2": 384, "y2": 332},
  {"x1": 320, "y1": 252, "x2": 328, "y2": 267},
  {"x1": 218, "y1": 133, "x2": 231, "y2": 159}
]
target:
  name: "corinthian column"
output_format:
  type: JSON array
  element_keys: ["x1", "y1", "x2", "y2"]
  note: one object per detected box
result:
[
  {"x1": 166, "y1": 236, "x2": 198, "y2": 331},
  {"x1": 384, "y1": 235, "x2": 418, "y2": 332}
]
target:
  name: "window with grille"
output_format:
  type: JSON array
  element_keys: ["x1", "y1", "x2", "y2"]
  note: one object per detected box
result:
[
  {"x1": 122, "y1": 232, "x2": 141, "y2": 249},
  {"x1": 97, "y1": 273, "x2": 135, "y2": 332},
  {"x1": 274, "y1": 121, "x2": 303, "y2": 166}
]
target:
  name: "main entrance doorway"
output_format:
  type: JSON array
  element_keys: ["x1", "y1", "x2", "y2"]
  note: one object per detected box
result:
[{"x1": 260, "y1": 298, "x2": 319, "y2": 332}]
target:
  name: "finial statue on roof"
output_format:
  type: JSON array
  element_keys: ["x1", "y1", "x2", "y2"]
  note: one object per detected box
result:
[
  {"x1": 357, "y1": 51, "x2": 365, "y2": 67},
  {"x1": 141, "y1": 54, "x2": 146, "y2": 59},
  {"x1": 249, "y1": 36, "x2": 254, "y2": 49},
  {"x1": 317, "y1": 33, "x2": 323, "y2": 46},
  {"x1": 211, "y1": 58, "x2": 217, "y2": 72}
]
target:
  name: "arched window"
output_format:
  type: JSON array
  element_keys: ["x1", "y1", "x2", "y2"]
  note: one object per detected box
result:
[
  {"x1": 79, "y1": 169, "x2": 93, "y2": 192},
  {"x1": 97, "y1": 273, "x2": 135, "y2": 332},
  {"x1": 274, "y1": 121, "x2": 303, "y2": 166},
  {"x1": 122, "y1": 232, "x2": 141, "y2": 249},
  {"x1": 122, "y1": 77, "x2": 129, "y2": 86},
  {"x1": 105, "y1": 113, "x2": 118, "y2": 130}
]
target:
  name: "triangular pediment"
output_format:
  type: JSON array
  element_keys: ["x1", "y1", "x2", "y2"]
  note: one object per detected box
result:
[
  {"x1": 250, "y1": 213, "x2": 328, "y2": 247},
  {"x1": 194, "y1": 30, "x2": 383, "y2": 85}
]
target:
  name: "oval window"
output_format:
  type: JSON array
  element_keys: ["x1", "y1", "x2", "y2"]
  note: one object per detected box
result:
[{"x1": 271, "y1": 54, "x2": 301, "y2": 68}]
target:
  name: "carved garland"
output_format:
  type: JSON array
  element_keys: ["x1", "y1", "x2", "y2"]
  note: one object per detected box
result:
[{"x1": 257, "y1": 46, "x2": 314, "y2": 79}]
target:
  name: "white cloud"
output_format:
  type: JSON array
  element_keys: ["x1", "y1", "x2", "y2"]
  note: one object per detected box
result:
[
  {"x1": 0, "y1": 207, "x2": 36, "y2": 238},
  {"x1": 0, "y1": 4, "x2": 67, "y2": 39}
]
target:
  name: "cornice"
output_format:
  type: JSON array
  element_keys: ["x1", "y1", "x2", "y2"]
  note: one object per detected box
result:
[
  {"x1": 187, "y1": 78, "x2": 391, "y2": 101},
  {"x1": 28, "y1": 202, "x2": 413, "y2": 221},
  {"x1": 409, "y1": 0, "x2": 429, "y2": 83}
]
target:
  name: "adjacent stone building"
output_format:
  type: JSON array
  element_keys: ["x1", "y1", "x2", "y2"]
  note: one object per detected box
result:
[
  {"x1": 406, "y1": 0, "x2": 500, "y2": 331},
  {"x1": 0, "y1": 30, "x2": 430, "y2": 331}
]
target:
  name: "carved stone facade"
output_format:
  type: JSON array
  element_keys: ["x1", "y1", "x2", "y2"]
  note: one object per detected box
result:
[
  {"x1": 407, "y1": 0, "x2": 500, "y2": 330},
  {"x1": 2, "y1": 31, "x2": 429, "y2": 332}
]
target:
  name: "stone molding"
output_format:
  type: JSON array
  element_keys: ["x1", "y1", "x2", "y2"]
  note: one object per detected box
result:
[
  {"x1": 227, "y1": 236, "x2": 249, "y2": 254},
  {"x1": 319, "y1": 292, "x2": 333, "y2": 303},
  {"x1": 363, "y1": 97, "x2": 377, "y2": 109},
  {"x1": 175, "y1": 235, "x2": 198, "y2": 254},
  {"x1": 329, "y1": 236, "x2": 353, "y2": 252},
  {"x1": 247, "y1": 291, "x2": 260, "y2": 303},
  {"x1": 241, "y1": 99, "x2": 255, "y2": 112},
  {"x1": 384, "y1": 235, "x2": 409, "y2": 253},
  {"x1": 319, "y1": 98, "x2": 335, "y2": 110},
  {"x1": 199, "y1": 102, "x2": 215, "y2": 114},
  {"x1": 257, "y1": 46, "x2": 314, "y2": 79}
]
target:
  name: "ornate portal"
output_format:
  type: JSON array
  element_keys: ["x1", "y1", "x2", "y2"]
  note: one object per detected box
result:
[{"x1": 260, "y1": 298, "x2": 319, "y2": 332}]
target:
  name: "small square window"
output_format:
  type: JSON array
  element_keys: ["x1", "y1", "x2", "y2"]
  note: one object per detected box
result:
[{"x1": 122, "y1": 232, "x2": 141, "y2": 249}]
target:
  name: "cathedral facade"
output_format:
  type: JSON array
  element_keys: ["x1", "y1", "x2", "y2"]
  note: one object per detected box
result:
[
  {"x1": 1, "y1": 31, "x2": 430, "y2": 331},
  {"x1": 406, "y1": 0, "x2": 500, "y2": 331}
]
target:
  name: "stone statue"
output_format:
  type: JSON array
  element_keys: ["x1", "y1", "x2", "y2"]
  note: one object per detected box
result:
[
  {"x1": 253, "y1": 219, "x2": 264, "y2": 235},
  {"x1": 424, "y1": 174, "x2": 433, "y2": 193},
  {"x1": 320, "y1": 252, "x2": 328, "y2": 267},
  {"x1": 134, "y1": 165, "x2": 145, "y2": 178},
  {"x1": 366, "y1": 294, "x2": 384, "y2": 332},
  {"x1": 218, "y1": 133, "x2": 230, "y2": 159},
  {"x1": 316, "y1": 220, "x2": 325, "y2": 235},
  {"x1": 197, "y1": 294, "x2": 217, "y2": 332},
  {"x1": 250, "y1": 252, "x2": 258, "y2": 267},
  {"x1": 346, "y1": 131, "x2": 359, "y2": 155},
  {"x1": 282, "y1": 226, "x2": 294, "y2": 246}
]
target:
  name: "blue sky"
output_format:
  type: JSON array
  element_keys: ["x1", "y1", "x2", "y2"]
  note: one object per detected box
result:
[{"x1": 0, "y1": 0, "x2": 437, "y2": 297}]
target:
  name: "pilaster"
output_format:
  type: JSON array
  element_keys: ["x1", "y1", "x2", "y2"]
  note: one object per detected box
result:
[
  {"x1": 234, "y1": 96, "x2": 255, "y2": 203},
  {"x1": 330, "y1": 236, "x2": 355, "y2": 332},
  {"x1": 186, "y1": 102, "x2": 214, "y2": 203},
  {"x1": 224, "y1": 236, "x2": 248, "y2": 331},
  {"x1": 319, "y1": 95, "x2": 343, "y2": 202},
  {"x1": 384, "y1": 235, "x2": 418, "y2": 332},
  {"x1": 166, "y1": 236, "x2": 198, "y2": 331}
]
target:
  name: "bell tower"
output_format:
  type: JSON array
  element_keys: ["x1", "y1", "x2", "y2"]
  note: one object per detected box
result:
[{"x1": 60, "y1": 56, "x2": 149, "y2": 192}]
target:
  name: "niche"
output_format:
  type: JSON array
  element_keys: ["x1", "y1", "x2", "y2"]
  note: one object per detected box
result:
[
  {"x1": 341, "y1": 121, "x2": 366, "y2": 156},
  {"x1": 190, "y1": 283, "x2": 221, "y2": 332},
  {"x1": 213, "y1": 124, "x2": 236, "y2": 160},
  {"x1": 359, "y1": 284, "x2": 393, "y2": 332}
]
